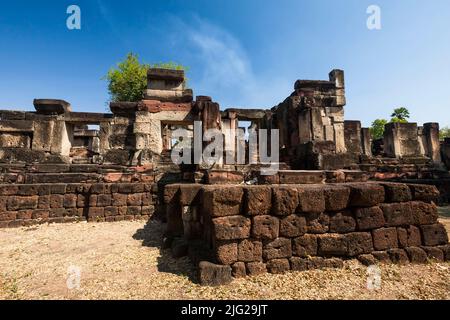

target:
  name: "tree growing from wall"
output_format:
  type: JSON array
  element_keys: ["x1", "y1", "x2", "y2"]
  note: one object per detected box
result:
[
  {"x1": 369, "y1": 107, "x2": 411, "y2": 139},
  {"x1": 103, "y1": 53, "x2": 188, "y2": 102},
  {"x1": 390, "y1": 107, "x2": 410, "y2": 123}
]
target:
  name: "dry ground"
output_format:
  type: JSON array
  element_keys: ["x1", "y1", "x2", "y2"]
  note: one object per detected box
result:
[{"x1": 0, "y1": 217, "x2": 449, "y2": 300}]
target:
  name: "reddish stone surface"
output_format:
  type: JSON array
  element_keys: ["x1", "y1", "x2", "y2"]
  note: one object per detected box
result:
[
  {"x1": 292, "y1": 234, "x2": 318, "y2": 257},
  {"x1": 244, "y1": 186, "x2": 272, "y2": 216},
  {"x1": 329, "y1": 210, "x2": 356, "y2": 233},
  {"x1": 251, "y1": 215, "x2": 280, "y2": 240},
  {"x1": 279, "y1": 214, "x2": 307, "y2": 237},
  {"x1": 355, "y1": 206, "x2": 385, "y2": 230},
  {"x1": 297, "y1": 187, "x2": 325, "y2": 213},
  {"x1": 272, "y1": 187, "x2": 298, "y2": 216},
  {"x1": 212, "y1": 216, "x2": 251, "y2": 240},
  {"x1": 263, "y1": 238, "x2": 292, "y2": 260},
  {"x1": 372, "y1": 227, "x2": 398, "y2": 251}
]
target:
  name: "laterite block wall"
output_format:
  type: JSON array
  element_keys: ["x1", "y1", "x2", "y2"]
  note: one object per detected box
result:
[
  {"x1": 0, "y1": 183, "x2": 159, "y2": 228},
  {"x1": 164, "y1": 182, "x2": 450, "y2": 285}
]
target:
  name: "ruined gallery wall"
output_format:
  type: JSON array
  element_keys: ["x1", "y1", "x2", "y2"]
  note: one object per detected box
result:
[
  {"x1": 164, "y1": 182, "x2": 449, "y2": 284},
  {"x1": 0, "y1": 182, "x2": 159, "y2": 228}
]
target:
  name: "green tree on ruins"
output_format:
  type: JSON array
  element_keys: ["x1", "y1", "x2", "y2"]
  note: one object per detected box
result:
[
  {"x1": 370, "y1": 118, "x2": 388, "y2": 140},
  {"x1": 390, "y1": 107, "x2": 410, "y2": 123},
  {"x1": 103, "y1": 53, "x2": 188, "y2": 102}
]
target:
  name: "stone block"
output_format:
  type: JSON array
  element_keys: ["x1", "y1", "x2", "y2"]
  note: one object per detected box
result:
[
  {"x1": 355, "y1": 206, "x2": 385, "y2": 230},
  {"x1": 372, "y1": 228, "x2": 398, "y2": 251},
  {"x1": 203, "y1": 186, "x2": 243, "y2": 217},
  {"x1": 405, "y1": 247, "x2": 427, "y2": 263},
  {"x1": 243, "y1": 186, "x2": 271, "y2": 216},
  {"x1": 280, "y1": 214, "x2": 307, "y2": 237},
  {"x1": 246, "y1": 262, "x2": 267, "y2": 276},
  {"x1": 231, "y1": 262, "x2": 246, "y2": 278},
  {"x1": 266, "y1": 259, "x2": 290, "y2": 274},
  {"x1": 410, "y1": 201, "x2": 438, "y2": 225},
  {"x1": 317, "y1": 234, "x2": 348, "y2": 256},
  {"x1": 272, "y1": 187, "x2": 298, "y2": 216},
  {"x1": 372, "y1": 251, "x2": 391, "y2": 263},
  {"x1": 278, "y1": 170, "x2": 326, "y2": 184},
  {"x1": 88, "y1": 207, "x2": 104, "y2": 219},
  {"x1": 104, "y1": 206, "x2": 118, "y2": 217},
  {"x1": 179, "y1": 184, "x2": 202, "y2": 206},
  {"x1": 112, "y1": 193, "x2": 127, "y2": 206},
  {"x1": 357, "y1": 254, "x2": 377, "y2": 266},
  {"x1": 289, "y1": 257, "x2": 309, "y2": 271},
  {"x1": 292, "y1": 234, "x2": 318, "y2": 257},
  {"x1": 387, "y1": 249, "x2": 409, "y2": 264},
  {"x1": 382, "y1": 183, "x2": 412, "y2": 203},
  {"x1": 297, "y1": 187, "x2": 325, "y2": 213},
  {"x1": 263, "y1": 238, "x2": 292, "y2": 260},
  {"x1": 346, "y1": 232, "x2": 373, "y2": 257},
  {"x1": 251, "y1": 215, "x2": 279, "y2": 240},
  {"x1": 421, "y1": 246, "x2": 444, "y2": 261},
  {"x1": 329, "y1": 210, "x2": 356, "y2": 233},
  {"x1": 63, "y1": 194, "x2": 77, "y2": 208},
  {"x1": 212, "y1": 216, "x2": 251, "y2": 240},
  {"x1": 380, "y1": 203, "x2": 414, "y2": 227},
  {"x1": 420, "y1": 223, "x2": 449, "y2": 246},
  {"x1": 198, "y1": 261, "x2": 233, "y2": 286},
  {"x1": 96, "y1": 194, "x2": 111, "y2": 207},
  {"x1": 214, "y1": 240, "x2": 238, "y2": 265},
  {"x1": 437, "y1": 245, "x2": 450, "y2": 261},
  {"x1": 237, "y1": 240, "x2": 262, "y2": 262},
  {"x1": 305, "y1": 212, "x2": 329, "y2": 234},
  {"x1": 323, "y1": 185, "x2": 350, "y2": 211},
  {"x1": 348, "y1": 183, "x2": 385, "y2": 207},
  {"x1": 7, "y1": 196, "x2": 38, "y2": 210},
  {"x1": 33, "y1": 99, "x2": 71, "y2": 114},
  {"x1": 127, "y1": 194, "x2": 142, "y2": 206},
  {"x1": 408, "y1": 184, "x2": 439, "y2": 202}
]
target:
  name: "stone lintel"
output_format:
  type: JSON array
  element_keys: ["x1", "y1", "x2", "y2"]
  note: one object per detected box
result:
[{"x1": 34, "y1": 99, "x2": 72, "y2": 114}]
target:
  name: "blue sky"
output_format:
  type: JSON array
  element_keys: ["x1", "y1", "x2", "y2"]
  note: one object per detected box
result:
[{"x1": 0, "y1": 0, "x2": 449, "y2": 127}]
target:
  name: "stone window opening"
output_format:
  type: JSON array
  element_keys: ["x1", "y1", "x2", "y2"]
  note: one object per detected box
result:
[{"x1": 70, "y1": 123, "x2": 101, "y2": 163}]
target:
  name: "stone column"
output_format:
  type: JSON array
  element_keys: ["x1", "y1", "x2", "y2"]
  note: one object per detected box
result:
[
  {"x1": 361, "y1": 127, "x2": 372, "y2": 157},
  {"x1": 423, "y1": 123, "x2": 442, "y2": 163}
]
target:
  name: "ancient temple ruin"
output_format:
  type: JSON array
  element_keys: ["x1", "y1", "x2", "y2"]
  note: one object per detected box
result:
[{"x1": 0, "y1": 68, "x2": 448, "y2": 285}]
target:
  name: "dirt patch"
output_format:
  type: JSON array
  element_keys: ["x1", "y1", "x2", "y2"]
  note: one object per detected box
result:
[{"x1": 0, "y1": 218, "x2": 449, "y2": 300}]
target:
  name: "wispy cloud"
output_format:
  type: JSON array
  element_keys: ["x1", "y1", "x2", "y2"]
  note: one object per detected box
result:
[{"x1": 170, "y1": 16, "x2": 290, "y2": 109}]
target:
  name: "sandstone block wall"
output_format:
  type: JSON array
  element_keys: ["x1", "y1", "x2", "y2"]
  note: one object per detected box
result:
[
  {"x1": 164, "y1": 182, "x2": 449, "y2": 285},
  {"x1": 0, "y1": 182, "x2": 159, "y2": 228}
]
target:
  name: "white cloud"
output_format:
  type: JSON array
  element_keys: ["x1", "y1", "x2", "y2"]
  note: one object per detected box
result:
[{"x1": 171, "y1": 17, "x2": 290, "y2": 109}]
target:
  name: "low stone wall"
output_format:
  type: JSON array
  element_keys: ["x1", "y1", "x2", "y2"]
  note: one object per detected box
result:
[
  {"x1": 0, "y1": 182, "x2": 159, "y2": 228},
  {"x1": 164, "y1": 182, "x2": 450, "y2": 286}
]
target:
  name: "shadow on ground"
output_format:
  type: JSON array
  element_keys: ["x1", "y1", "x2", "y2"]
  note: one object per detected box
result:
[
  {"x1": 132, "y1": 218, "x2": 198, "y2": 283},
  {"x1": 438, "y1": 206, "x2": 450, "y2": 218}
]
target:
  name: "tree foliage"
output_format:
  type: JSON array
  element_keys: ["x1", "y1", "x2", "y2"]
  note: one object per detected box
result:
[
  {"x1": 104, "y1": 53, "x2": 188, "y2": 102},
  {"x1": 440, "y1": 126, "x2": 450, "y2": 140},
  {"x1": 370, "y1": 119, "x2": 388, "y2": 140},
  {"x1": 390, "y1": 107, "x2": 410, "y2": 123},
  {"x1": 369, "y1": 107, "x2": 411, "y2": 139}
]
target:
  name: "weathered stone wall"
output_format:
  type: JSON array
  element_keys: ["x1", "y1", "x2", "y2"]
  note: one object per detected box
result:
[
  {"x1": 164, "y1": 182, "x2": 449, "y2": 285},
  {"x1": 0, "y1": 182, "x2": 159, "y2": 228}
]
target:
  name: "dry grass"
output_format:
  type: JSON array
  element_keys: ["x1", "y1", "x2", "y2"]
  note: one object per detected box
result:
[{"x1": 0, "y1": 217, "x2": 449, "y2": 300}]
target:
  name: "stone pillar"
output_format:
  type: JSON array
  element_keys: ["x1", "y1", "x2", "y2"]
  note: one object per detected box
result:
[
  {"x1": 423, "y1": 123, "x2": 442, "y2": 163},
  {"x1": 361, "y1": 127, "x2": 372, "y2": 157},
  {"x1": 383, "y1": 122, "x2": 421, "y2": 158},
  {"x1": 442, "y1": 138, "x2": 450, "y2": 169},
  {"x1": 344, "y1": 121, "x2": 362, "y2": 154},
  {"x1": 298, "y1": 108, "x2": 312, "y2": 144}
]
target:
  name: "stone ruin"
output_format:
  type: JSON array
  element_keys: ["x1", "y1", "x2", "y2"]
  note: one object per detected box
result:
[{"x1": 0, "y1": 68, "x2": 449, "y2": 285}]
